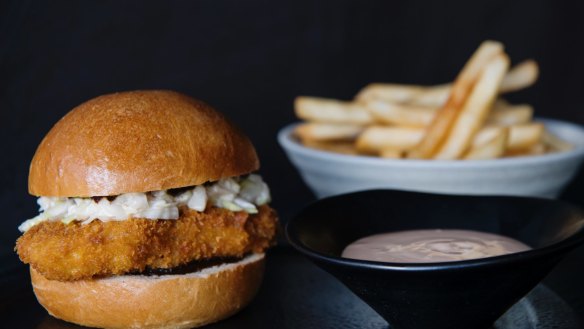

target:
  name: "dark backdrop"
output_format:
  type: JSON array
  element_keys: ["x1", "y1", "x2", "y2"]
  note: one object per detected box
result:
[{"x1": 1, "y1": 0, "x2": 583, "y2": 291}]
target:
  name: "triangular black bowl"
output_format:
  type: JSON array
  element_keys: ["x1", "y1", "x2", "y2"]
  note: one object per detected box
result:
[{"x1": 285, "y1": 190, "x2": 584, "y2": 329}]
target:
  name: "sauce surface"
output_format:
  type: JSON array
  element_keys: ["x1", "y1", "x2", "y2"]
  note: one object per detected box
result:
[{"x1": 342, "y1": 229, "x2": 530, "y2": 263}]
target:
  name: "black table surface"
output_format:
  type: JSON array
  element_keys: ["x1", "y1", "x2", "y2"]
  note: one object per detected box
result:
[{"x1": 1, "y1": 243, "x2": 583, "y2": 329}]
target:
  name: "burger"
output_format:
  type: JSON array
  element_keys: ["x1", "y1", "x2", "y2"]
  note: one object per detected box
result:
[{"x1": 15, "y1": 90, "x2": 278, "y2": 329}]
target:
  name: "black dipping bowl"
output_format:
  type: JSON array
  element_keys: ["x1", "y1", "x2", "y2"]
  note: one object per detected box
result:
[{"x1": 286, "y1": 190, "x2": 584, "y2": 329}]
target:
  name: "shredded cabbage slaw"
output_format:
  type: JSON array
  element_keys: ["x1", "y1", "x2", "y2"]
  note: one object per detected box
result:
[{"x1": 18, "y1": 174, "x2": 271, "y2": 232}]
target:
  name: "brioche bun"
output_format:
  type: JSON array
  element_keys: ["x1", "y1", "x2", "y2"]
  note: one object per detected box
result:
[
  {"x1": 29, "y1": 90, "x2": 259, "y2": 197},
  {"x1": 31, "y1": 253, "x2": 265, "y2": 329}
]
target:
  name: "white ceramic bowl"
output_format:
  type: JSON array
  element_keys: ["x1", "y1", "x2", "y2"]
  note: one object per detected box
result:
[{"x1": 278, "y1": 119, "x2": 584, "y2": 199}]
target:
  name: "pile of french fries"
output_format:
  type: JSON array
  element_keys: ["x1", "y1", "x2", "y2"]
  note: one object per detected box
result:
[{"x1": 294, "y1": 41, "x2": 572, "y2": 160}]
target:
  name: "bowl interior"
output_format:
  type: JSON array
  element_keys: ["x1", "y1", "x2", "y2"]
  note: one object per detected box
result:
[{"x1": 288, "y1": 190, "x2": 584, "y2": 263}]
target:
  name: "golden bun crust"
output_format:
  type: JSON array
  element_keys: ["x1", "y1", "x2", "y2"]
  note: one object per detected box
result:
[
  {"x1": 29, "y1": 90, "x2": 259, "y2": 197},
  {"x1": 31, "y1": 253, "x2": 265, "y2": 329}
]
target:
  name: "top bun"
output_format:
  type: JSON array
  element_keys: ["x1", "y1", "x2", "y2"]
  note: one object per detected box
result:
[{"x1": 29, "y1": 90, "x2": 259, "y2": 197}]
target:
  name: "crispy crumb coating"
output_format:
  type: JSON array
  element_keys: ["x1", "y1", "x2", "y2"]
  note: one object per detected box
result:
[{"x1": 16, "y1": 205, "x2": 277, "y2": 281}]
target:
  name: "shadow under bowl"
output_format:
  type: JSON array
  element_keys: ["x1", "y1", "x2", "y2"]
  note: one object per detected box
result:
[{"x1": 286, "y1": 190, "x2": 584, "y2": 329}]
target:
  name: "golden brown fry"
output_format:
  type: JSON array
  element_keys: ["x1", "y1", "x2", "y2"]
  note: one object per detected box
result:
[
  {"x1": 473, "y1": 126, "x2": 502, "y2": 146},
  {"x1": 356, "y1": 126, "x2": 424, "y2": 154},
  {"x1": 542, "y1": 129, "x2": 573, "y2": 152},
  {"x1": 295, "y1": 123, "x2": 363, "y2": 142},
  {"x1": 355, "y1": 60, "x2": 536, "y2": 107},
  {"x1": 302, "y1": 139, "x2": 359, "y2": 155},
  {"x1": 499, "y1": 59, "x2": 539, "y2": 93},
  {"x1": 295, "y1": 96, "x2": 372, "y2": 125},
  {"x1": 365, "y1": 100, "x2": 436, "y2": 127},
  {"x1": 477, "y1": 123, "x2": 544, "y2": 153},
  {"x1": 355, "y1": 84, "x2": 426, "y2": 104},
  {"x1": 435, "y1": 54, "x2": 510, "y2": 159},
  {"x1": 379, "y1": 148, "x2": 405, "y2": 159},
  {"x1": 408, "y1": 84, "x2": 451, "y2": 107},
  {"x1": 16, "y1": 205, "x2": 278, "y2": 281},
  {"x1": 488, "y1": 103, "x2": 533, "y2": 125},
  {"x1": 507, "y1": 123, "x2": 544, "y2": 152},
  {"x1": 465, "y1": 127, "x2": 508, "y2": 160},
  {"x1": 504, "y1": 143, "x2": 547, "y2": 157},
  {"x1": 408, "y1": 41, "x2": 504, "y2": 159},
  {"x1": 365, "y1": 98, "x2": 529, "y2": 128}
]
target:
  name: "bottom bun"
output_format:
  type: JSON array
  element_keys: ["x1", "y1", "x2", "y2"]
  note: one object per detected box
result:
[{"x1": 31, "y1": 253, "x2": 265, "y2": 329}]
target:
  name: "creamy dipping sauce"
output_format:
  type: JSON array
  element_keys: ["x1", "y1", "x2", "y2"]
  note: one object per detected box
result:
[{"x1": 342, "y1": 229, "x2": 530, "y2": 263}]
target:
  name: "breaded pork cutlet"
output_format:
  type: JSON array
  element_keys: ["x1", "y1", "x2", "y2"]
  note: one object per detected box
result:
[{"x1": 17, "y1": 205, "x2": 277, "y2": 281}]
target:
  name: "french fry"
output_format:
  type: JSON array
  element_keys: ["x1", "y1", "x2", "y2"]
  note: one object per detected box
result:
[
  {"x1": 295, "y1": 96, "x2": 373, "y2": 125},
  {"x1": 542, "y1": 129, "x2": 573, "y2": 152},
  {"x1": 408, "y1": 84, "x2": 451, "y2": 107},
  {"x1": 365, "y1": 100, "x2": 436, "y2": 127},
  {"x1": 528, "y1": 143, "x2": 547, "y2": 155},
  {"x1": 464, "y1": 127, "x2": 508, "y2": 160},
  {"x1": 295, "y1": 123, "x2": 363, "y2": 142},
  {"x1": 302, "y1": 139, "x2": 359, "y2": 155},
  {"x1": 357, "y1": 123, "x2": 535, "y2": 157},
  {"x1": 487, "y1": 103, "x2": 533, "y2": 125},
  {"x1": 356, "y1": 126, "x2": 424, "y2": 154},
  {"x1": 355, "y1": 84, "x2": 426, "y2": 104},
  {"x1": 365, "y1": 98, "x2": 531, "y2": 128},
  {"x1": 506, "y1": 123, "x2": 544, "y2": 152},
  {"x1": 380, "y1": 148, "x2": 405, "y2": 159},
  {"x1": 473, "y1": 126, "x2": 504, "y2": 146},
  {"x1": 408, "y1": 41, "x2": 504, "y2": 159},
  {"x1": 499, "y1": 60, "x2": 539, "y2": 93},
  {"x1": 505, "y1": 143, "x2": 547, "y2": 157},
  {"x1": 362, "y1": 125, "x2": 531, "y2": 155},
  {"x1": 435, "y1": 54, "x2": 510, "y2": 159},
  {"x1": 356, "y1": 60, "x2": 538, "y2": 107},
  {"x1": 477, "y1": 123, "x2": 544, "y2": 153},
  {"x1": 411, "y1": 63, "x2": 536, "y2": 103},
  {"x1": 357, "y1": 83, "x2": 451, "y2": 107}
]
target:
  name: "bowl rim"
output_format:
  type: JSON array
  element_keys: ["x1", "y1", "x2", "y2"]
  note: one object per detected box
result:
[
  {"x1": 277, "y1": 118, "x2": 584, "y2": 169},
  {"x1": 285, "y1": 189, "x2": 584, "y2": 272}
]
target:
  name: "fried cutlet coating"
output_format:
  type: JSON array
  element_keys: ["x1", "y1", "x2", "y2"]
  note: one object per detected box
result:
[{"x1": 16, "y1": 205, "x2": 277, "y2": 281}]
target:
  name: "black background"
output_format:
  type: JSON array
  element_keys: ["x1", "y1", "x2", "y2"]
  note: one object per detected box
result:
[{"x1": 1, "y1": 0, "x2": 584, "y2": 322}]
